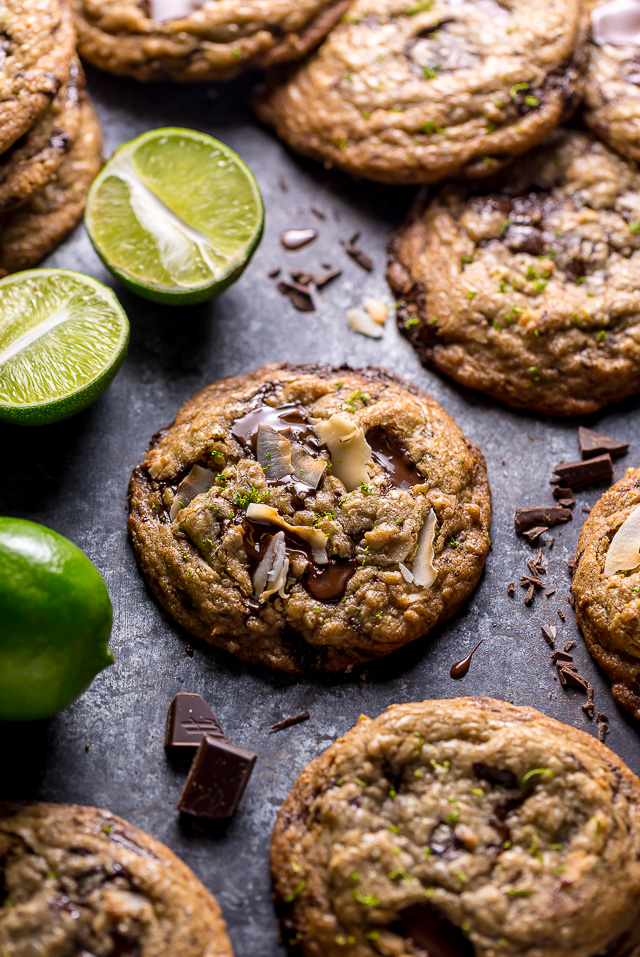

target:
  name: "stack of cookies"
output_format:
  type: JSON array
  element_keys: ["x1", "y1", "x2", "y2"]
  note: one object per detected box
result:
[{"x1": 0, "y1": 0, "x2": 102, "y2": 276}]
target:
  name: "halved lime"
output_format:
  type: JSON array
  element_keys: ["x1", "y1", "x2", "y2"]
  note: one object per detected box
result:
[
  {"x1": 0, "y1": 268, "x2": 129, "y2": 426},
  {"x1": 85, "y1": 128, "x2": 265, "y2": 305}
]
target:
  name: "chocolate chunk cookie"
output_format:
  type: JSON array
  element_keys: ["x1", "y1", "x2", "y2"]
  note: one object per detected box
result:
[
  {"x1": 71, "y1": 0, "x2": 350, "y2": 82},
  {"x1": 573, "y1": 468, "x2": 640, "y2": 720},
  {"x1": 253, "y1": 0, "x2": 587, "y2": 185},
  {"x1": 0, "y1": 94, "x2": 103, "y2": 276},
  {"x1": 128, "y1": 363, "x2": 491, "y2": 673},
  {"x1": 584, "y1": 0, "x2": 640, "y2": 162},
  {"x1": 389, "y1": 130, "x2": 640, "y2": 416},
  {"x1": 271, "y1": 697, "x2": 640, "y2": 957},
  {"x1": 0, "y1": 802, "x2": 233, "y2": 956},
  {"x1": 0, "y1": 0, "x2": 77, "y2": 155},
  {"x1": 0, "y1": 59, "x2": 84, "y2": 213}
]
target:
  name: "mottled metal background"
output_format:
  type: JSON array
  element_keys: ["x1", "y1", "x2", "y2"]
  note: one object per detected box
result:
[{"x1": 1, "y1": 68, "x2": 639, "y2": 957}]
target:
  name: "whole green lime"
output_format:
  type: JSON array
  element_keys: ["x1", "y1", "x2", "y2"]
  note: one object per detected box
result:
[{"x1": 0, "y1": 518, "x2": 114, "y2": 721}]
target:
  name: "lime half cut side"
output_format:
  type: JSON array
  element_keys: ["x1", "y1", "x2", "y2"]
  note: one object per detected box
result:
[
  {"x1": 0, "y1": 269, "x2": 130, "y2": 426},
  {"x1": 85, "y1": 128, "x2": 265, "y2": 305}
]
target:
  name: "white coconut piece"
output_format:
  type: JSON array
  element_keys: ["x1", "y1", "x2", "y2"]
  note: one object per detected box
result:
[
  {"x1": 170, "y1": 465, "x2": 216, "y2": 521},
  {"x1": 149, "y1": 0, "x2": 207, "y2": 23},
  {"x1": 412, "y1": 509, "x2": 438, "y2": 588},
  {"x1": 312, "y1": 413, "x2": 372, "y2": 492},
  {"x1": 364, "y1": 297, "x2": 389, "y2": 325},
  {"x1": 246, "y1": 503, "x2": 328, "y2": 564},
  {"x1": 290, "y1": 444, "x2": 326, "y2": 489},
  {"x1": 604, "y1": 503, "x2": 640, "y2": 576},
  {"x1": 253, "y1": 531, "x2": 290, "y2": 602},
  {"x1": 257, "y1": 424, "x2": 292, "y2": 481},
  {"x1": 399, "y1": 563, "x2": 414, "y2": 583},
  {"x1": 347, "y1": 307, "x2": 383, "y2": 339}
]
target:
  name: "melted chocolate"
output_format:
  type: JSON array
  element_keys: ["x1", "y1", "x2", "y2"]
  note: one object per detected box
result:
[
  {"x1": 242, "y1": 519, "x2": 311, "y2": 571},
  {"x1": 367, "y1": 428, "x2": 423, "y2": 490},
  {"x1": 592, "y1": 0, "x2": 640, "y2": 46},
  {"x1": 280, "y1": 228, "x2": 318, "y2": 250},
  {"x1": 393, "y1": 903, "x2": 475, "y2": 957},
  {"x1": 305, "y1": 560, "x2": 357, "y2": 602},
  {"x1": 231, "y1": 403, "x2": 321, "y2": 457},
  {"x1": 450, "y1": 639, "x2": 483, "y2": 679}
]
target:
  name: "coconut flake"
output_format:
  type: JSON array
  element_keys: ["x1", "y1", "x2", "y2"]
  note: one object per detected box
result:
[
  {"x1": 170, "y1": 465, "x2": 216, "y2": 521},
  {"x1": 257, "y1": 424, "x2": 292, "y2": 481},
  {"x1": 290, "y1": 444, "x2": 326, "y2": 489},
  {"x1": 149, "y1": 0, "x2": 207, "y2": 22},
  {"x1": 399, "y1": 562, "x2": 414, "y2": 583},
  {"x1": 411, "y1": 509, "x2": 437, "y2": 588},
  {"x1": 312, "y1": 413, "x2": 372, "y2": 491},
  {"x1": 347, "y1": 307, "x2": 383, "y2": 339},
  {"x1": 253, "y1": 531, "x2": 290, "y2": 602},
  {"x1": 364, "y1": 297, "x2": 389, "y2": 325},
  {"x1": 604, "y1": 503, "x2": 640, "y2": 576},
  {"x1": 246, "y1": 503, "x2": 328, "y2": 564}
]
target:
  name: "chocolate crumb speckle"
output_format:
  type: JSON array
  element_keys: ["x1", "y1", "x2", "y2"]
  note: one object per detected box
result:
[{"x1": 268, "y1": 711, "x2": 311, "y2": 733}]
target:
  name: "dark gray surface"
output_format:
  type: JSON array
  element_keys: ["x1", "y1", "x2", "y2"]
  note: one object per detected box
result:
[{"x1": 1, "y1": 68, "x2": 640, "y2": 957}]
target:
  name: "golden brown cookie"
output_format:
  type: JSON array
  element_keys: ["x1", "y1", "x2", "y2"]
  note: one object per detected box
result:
[
  {"x1": 0, "y1": 802, "x2": 233, "y2": 956},
  {"x1": 272, "y1": 697, "x2": 640, "y2": 957},
  {"x1": 128, "y1": 363, "x2": 491, "y2": 673},
  {"x1": 71, "y1": 0, "x2": 350, "y2": 82},
  {"x1": 254, "y1": 0, "x2": 587, "y2": 184},
  {"x1": 389, "y1": 130, "x2": 640, "y2": 416},
  {"x1": 573, "y1": 468, "x2": 640, "y2": 720}
]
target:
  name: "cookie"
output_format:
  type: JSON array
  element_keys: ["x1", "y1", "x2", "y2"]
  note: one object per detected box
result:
[
  {"x1": 70, "y1": 0, "x2": 351, "y2": 82},
  {"x1": 0, "y1": 59, "x2": 84, "y2": 213},
  {"x1": 584, "y1": 0, "x2": 640, "y2": 162},
  {"x1": 253, "y1": 0, "x2": 587, "y2": 185},
  {"x1": 0, "y1": 0, "x2": 77, "y2": 155},
  {"x1": 0, "y1": 802, "x2": 233, "y2": 956},
  {"x1": 128, "y1": 363, "x2": 491, "y2": 673},
  {"x1": 573, "y1": 468, "x2": 640, "y2": 720},
  {"x1": 389, "y1": 129, "x2": 640, "y2": 416},
  {"x1": 0, "y1": 95, "x2": 103, "y2": 276},
  {"x1": 271, "y1": 696, "x2": 640, "y2": 957}
]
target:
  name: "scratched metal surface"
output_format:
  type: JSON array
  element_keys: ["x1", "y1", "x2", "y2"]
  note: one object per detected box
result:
[{"x1": 1, "y1": 68, "x2": 640, "y2": 957}]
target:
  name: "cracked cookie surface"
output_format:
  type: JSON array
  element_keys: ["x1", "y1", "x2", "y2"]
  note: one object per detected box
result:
[
  {"x1": 128, "y1": 363, "x2": 491, "y2": 673},
  {"x1": 0, "y1": 802, "x2": 233, "y2": 957},
  {"x1": 70, "y1": 0, "x2": 350, "y2": 82},
  {"x1": 573, "y1": 468, "x2": 640, "y2": 721},
  {"x1": 253, "y1": 0, "x2": 586, "y2": 185},
  {"x1": 271, "y1": 697, "x2": 640, "y2": 957},
  {"x1": 389, "y1": 130, "x2": 640, "y2": 416},
  {"x1": 584, "y1": 0, "x2": 640, "y2": 162}
]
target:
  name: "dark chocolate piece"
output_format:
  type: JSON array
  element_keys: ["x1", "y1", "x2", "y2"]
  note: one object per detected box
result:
[
  {"x1": 268, "y1": 267, "x2": 281, "y2": 278},
  {"x1": 522, "y1": 526, "x2": 548, "y2": 542},
  {"x1": 396, "y1": 903, "x2": 474, "y2": 957},
  {"x1": 524, "y1": 583, "x2": 535, "y2": 605},
  {"x1": 177, "y1": 736, "x2": 256, "y2": 820},
  {"x1": 578, "y1": 426, "x2": 629, "y2": 460},
  {"x1": 342, "y1": 233, "x2": 374, "y2": 271},
  {"x1": 553, "y1": 485, "x2": 575, "y2": 506},
  {"x1": 268, "y1": 711, "x2": 310, "y2": 732},
  {"x1": 546, "y1": 588, "x2": 556, "y2": 597},
  {"x1": 313, "y1": 267, "x2": 342, "y2": 288},
  {"x1": 541, "y1": 624, "x2": 556, "y2": 647},
  {"x1": 557, "y1": 665, "x2": 589, "y2": 691},
  {"x1": 507, "y1": 581, "x2": 515, "y2": 597},
  {"x1": 553, "y1": 453, "x2": 613, "y2": 489},
  {"x1": 515, "y1": 506, "x2": 572, "y2": 533},
  {"x1": 557, "y1": 608, "x2": 566, "y2": 621},
  {"x1": 277, "y1": 279, "x2": 315, "y2": 312},
  {"x1": 564, "y1": 640, "x2": 576, "y2": 652},
  {"x1": 164, "y1": 693, "x2": 226, "y2": 750},
  {"x1": 583, "y1": 685, "x2": 595, "y2": 719},
  {"x1": 473, "y1": 763, "x2": 517, "y2": 788},
  {"x1": 596, "y1": 712, "x2": 610, "y2": 742},
  {"x1": 551, "y1": 650, "x2": 572, "y2": 663}
]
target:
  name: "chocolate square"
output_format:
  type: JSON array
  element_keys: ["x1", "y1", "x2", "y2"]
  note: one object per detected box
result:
[
  {"x1": 177, "y1": 736, "x2": 256, "y2": 820},
  {"x1": 164, "y1": 692, "x2": 226, "y2": 750}
]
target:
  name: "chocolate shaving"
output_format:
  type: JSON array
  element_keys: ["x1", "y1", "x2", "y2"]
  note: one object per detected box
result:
[
  {"x1": 310, "y1": 207, "x2": 326, "y2": 220},
  {"x1": 524, "y1": 584, "x2": 535, "y2": 605},
  {"x1": 582, "y1": 685, "x2": 595, "y2": 719},
  {"x1": 596, "y1": 712, "x2": 610, "y2": 741},
  {"x1": 507, "y1": 581, "x2": 515, "y2": 597},
  {"x1": 520, "y1": 574, "x2": 544, "y2": 589},
  {"x1": 515, "y1": 506, "x2": 572, "y2": 533},
  {"x1": 268, "y1": 267, "x2": 281, "y2": 278},
  {"x1": 546, "y1": 588, "x2": 556, "y2": 597},
  {"x1": 566, "y1": 560, "x2": 575, "y2": 573},
  {"x1": 268, "y1": 711, "x2": 310, "y2": 733},
  {"x1": 557, "y1": 665, "x2": 589, "y2": 691},
  {"x1": 314, "y1": 267, "x2": 342, "y2": 288},
  {"x1": 277, "y1": 279, "x2": 315, "y2": 312},
  {"x1": 522, "y1": 526, "x2": 548, "y2": 543},
  {"x1": 581, "y1": 506, "x2": 591, "y2": 514},
  {"x1": 564, "y1": 640, "x2": 576, "y2": 652},
  {"x1": 578, "y1": 427, "x2": 629, "y2": 460},
  {"x1": 342, "y1": 235, "x2": 374, "y2": 271},
  {"x1": 541, "y1": 624, "x2": 557, "y2": 647},
  {"x1": 290, "y1": 270, "x2": 314, "y2": 286},
  {"x1": 553, "y1": 486, "x2": 575, "y2": 505},
  {"x1": 551, "y1": 650, "x2": 572, "y2": 663},
  {"x1": 553, "y1": 453, "x2": 613, "y2": 489},
  {"x1": 557, "y1": 608, "x2": 566, "y2": 621}
]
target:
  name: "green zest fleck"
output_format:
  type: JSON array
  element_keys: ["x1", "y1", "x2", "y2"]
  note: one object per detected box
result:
[
  {"x1": 597, "y1": 330, "x2": 607, "y2": 341},
  {"x1": 507, "y1": 888, "x2": 534, "y2": 897},
  {"x1": 354, "y1": 777, "x2": 367, "y2": 787},
  {"x1": 455, "y1": 870, "x2": 467, "y2": 883},
  {"x1": 471, "y1": 787, "x2": 484, "y2": 796},
  {"x1": 524, "y1": 95, "x2": 538, "y2": 107},
  {"x1": 407, "y1": 0, "x2": 434, "y2": 13},
  {"x1": 353, "y1": 888, "x2": 381, "y2": 907},
  {"x1": 404, "y1": 316, "x2": 419, "y2": 329},
  {"x1": 366, "y1": 931, "x2": 381, "y2": 941},
  {"x1": 629, "y1": 221, "x2": 640, "y2": 234},
  {"x1": 447, "y1": 810, "x2": 460, "y2": 824},
  {"x1": 466, "y1": 289, "x2": 476, "y2": 299},
  {"x1": 102, "y1": 825, "x2": 112, "y2": 835},
  {"x1": 422, "y1": 121, "x2": 445, "y2": 136},
  {"x1": 509, "y1": 82, "x2": 529, "y2": 100},
  {"x1": 388, "y1": 824, "x2": 401, "y2": 833},
  {"x1": 360, "y1": 482, "x2": 372, "y2": 494},
  {"x1": 521, "y1": 768, "x2": 554, "y2": 786},
  {"x1": 501, "y1": 219, "x2": 511, "y2": 235},
  {"x1": 286, "y1": 880, "x2": 306, "y2": 903},
  {"x1": 423, "y1": 65, "x2": 440, "y2": 79},
  {"x1": 528, "y1": 366, "x2": 540, "y2": 382},
  {"x1": 337, "y1": 137, "x2": 347, "y2": 150}
]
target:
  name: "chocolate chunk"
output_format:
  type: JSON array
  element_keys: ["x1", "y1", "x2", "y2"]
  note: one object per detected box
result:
[
  {"x1": 268, "y1": 711, "x2": 310, "y2": 733},
  {"x1": 473, "y1": 763, "x2": 517, "y2": 788},
  {"x1": 396, "y1": 902, "x2": 475, "y2": 957},
  {"x1": 578, "y1": 427, "x2": 629, "y2": 460},
  {"x1": 342, "y1": 236, "x2": 374, "y2": 271},
  {"x1": 268, "y1": 267, "x2": 281, "y2": 278},
  {"x1": 546, "y1": 588, "x2": 556, "y2": 597},
  {"x1": 515, "y1": 506, "x2": 572, "y2": 533},
  {"x1": 553, "y1": 485, "x2": 575, "y2": 505},
  {"x1": 557, "y1": 608, "x2": 566, "y2": 621},
  {"x1": 583, "y1": 685, "x2": 595, "y2": 719},
  {"x1": 507, "y1": 581, "x2": 515, "y2": 597},
  {"x1": 177, "y1": 736, "x2": 256, "y2": 820},
  {"x1": 564, "y1": 640, "x2": 576, "y2": 652},
  {"x1": 581, "y1": 506, "x2": 591, "y2": 514},
  {"x1": 596, "y1": 712, "x2": 610, "y2": 742},
  {"x1": 277, "y1": 279, "x2": 315, "y2": 312},
  {"x1": 553, "y1": 454, "x2": 613, "y2": 489},
  {"x1": 522, "y1": 526, "x2": 548, "y2": 542},
  {"x1": 541, "y1": 624, "x2": 557, "y2": 647},
  {"x1": 557, "y1": 665, "x2": 589, "y2": 691},
  {"x1": 524, "y1": 583, "x2": 535, "y2": 605},
  {"x1": 313, "y1": 267, "x2": 342, "y2": 288},
  {"x1": 551, "y1": 650, "x2": 573, "y2": 663},
  {"x1": 165, "y1": 693, "x2": 226, "y2": 750}
]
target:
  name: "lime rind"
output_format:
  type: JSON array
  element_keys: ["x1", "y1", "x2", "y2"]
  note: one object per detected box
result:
[
  {"x1": 0, "y1": 269, "x2": 129, "y2": 425},
  {"x1": 85, "y1": 128, "x2": 264, "y2": 305}
]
